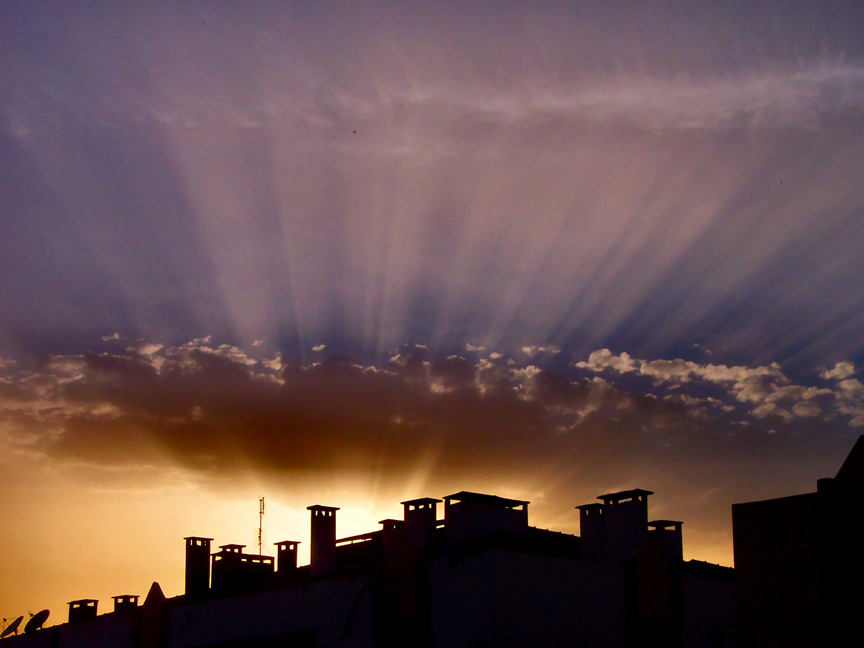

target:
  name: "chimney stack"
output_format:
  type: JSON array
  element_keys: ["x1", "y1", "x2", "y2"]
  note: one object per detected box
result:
[
  {"x1": 68, "y1": 599, "x2": 98, "y2": 623},
  {"x1": 111, "y1": 595, "x2": 139, "y2": 615},
  {"x1": 183, "y1": 536, "x2": 213, "y2": 598},
  {"x1": 647, "y1": 520, "x2": 683, "y2": 561},
  {"x1": 275, "y1": 540, "x2": 300, "y2": 573},
  {"x1": 577, "y1": 503, "x2": 606, "y2": 561},
  {"x1": 308, "y1": 505, "x2": 339, "y2": 576},
  {"x1": 401, "y1": 497, "x2": 441, "y2": 551},
  {"x1": 598, "y1": 489, "x2": 652, "y2": 560}
]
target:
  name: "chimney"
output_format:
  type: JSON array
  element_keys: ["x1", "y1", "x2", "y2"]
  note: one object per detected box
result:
[
  {"x1": 597, "y1": 489, "x2": 652, "y2": 560},
  {"x1": 401, "y1": 497, "x2": 441, "y2": 550},
  {"x1": 275, "y1": 540, "x2": 300, "y2": 573},
  {"x1": 443, "y1": 492, "x2": 529, "y2": 543},
  {"x1": 647, "y1": 520, "x2": 683, "y2": 561},
  {"x1": 577, "y1": 503, "x2": 606, "y2": 561},
  {"x1": 111, "y1": 595, "x2": 139, "y2": 615},
  {"x1": 183, "y1": 536, "x2": 213, "y2": 598},
  {"x1": 308, "y1": 505, "x2": 339, "y2": 576},
  {"x1": 379, "y1": 519, "x2": 405, "y2": 554},
  {"x1": 68, "y1": 599, "x2": 98, "y2": 623}
]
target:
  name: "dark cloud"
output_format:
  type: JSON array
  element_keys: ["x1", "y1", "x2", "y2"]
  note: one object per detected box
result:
[{"x1": 1, "y1": 340, "x2": 860, "y2": 529}]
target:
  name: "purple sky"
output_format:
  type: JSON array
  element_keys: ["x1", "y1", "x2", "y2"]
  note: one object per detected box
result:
[{"x1": 2, "y1": 0, "x2": 864, "y2": 621}]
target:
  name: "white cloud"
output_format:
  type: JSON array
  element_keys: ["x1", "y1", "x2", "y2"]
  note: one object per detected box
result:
[
  {"x1": 451, "y1": 60, "x2": 864, "y2": 131},
  {"x1": 129, "y1": 342, "x2": 164, "y2": 357},
  {"x1": 821, "y1": 361, "x2": 855, "y2": 381},
  {"x1": 573, "y1": 348, "x2": 864, "y2": 424},
  {"x1": 576, "y1": 349, "x2": 638, "y2": 374},
  {"x1": 261, "y1": 354, "x2": 283, "y2": 372},
  {"x1": 792, "y1": 401, "x2": 821, "y2": 418},
  {"x1": 837, "y1": 378, "x2": 864, "y2": 400},
  {"x1": 752, "y1": 402, "x2": 794, "y2": 422},
  {"x1": 522, "y1": 345, "x2": 561, "y2": 358},
  {"x1": 641, "y1": 359, "x2": 697, "y2": 382}
]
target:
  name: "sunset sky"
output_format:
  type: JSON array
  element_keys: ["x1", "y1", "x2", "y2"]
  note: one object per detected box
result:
[{"x1": 3, "y1": 0, "x2": 864, "y2": 625}]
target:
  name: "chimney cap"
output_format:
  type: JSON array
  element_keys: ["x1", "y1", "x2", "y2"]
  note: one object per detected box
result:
[
  {"x1": 597, "y1": 489, "x2": 653, "y2": 503},
  {"x1": 217, "y1": 543, "x2": 246, "y2": 550},
  {"x1": 576, "y1": 503, "x2": 605, "y2": 511},
  {"x1": 401, "y1": 497, "x2": 442, "y2": 505},
  {"x1": 443, "y1": 491, "x2": 529, "y2": 508},
  {"x1": 274, "y1": 540, "x2": 301, "y2": 546},
  {"x1": 111, "y1": 595, "x2": 139, "y2": 601},
  {"x1": 68, "y1": 599, "x2": 98, "y2": 606},
  {"x1": 648, "y1": 519, "x2": 683, "y2": 529},
  {"x1": 307, "y1": 504, "x2": 340, "y2": 512},
  {"x1": 183, "y1": 536, "x2": 214, "y2": 541}
]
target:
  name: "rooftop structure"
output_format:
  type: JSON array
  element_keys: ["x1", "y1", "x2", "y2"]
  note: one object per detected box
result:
[
  {"x1": 734, "y1": 436, "x2": 864, "y2": 647},
  {"x1": 4, "y1": 486, "x2": 734, "y2": 647}
]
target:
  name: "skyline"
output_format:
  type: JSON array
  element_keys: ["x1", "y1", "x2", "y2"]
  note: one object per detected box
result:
[{"x1": 3, "y1": 0, "x2": 864, "y2": 623}]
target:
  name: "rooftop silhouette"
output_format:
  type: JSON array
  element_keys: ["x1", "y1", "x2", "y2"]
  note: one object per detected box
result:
[{"x1": 0, "y1": 487, "x2": 738, "y2": 647}]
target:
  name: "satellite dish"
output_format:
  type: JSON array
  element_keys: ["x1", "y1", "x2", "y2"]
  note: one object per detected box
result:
[
  {"x1": 24, "y1": 610, "x2": 49, "y2": 635},
  {"x1": 1, "y1": 616, "x2": 23, "y2": 638}
]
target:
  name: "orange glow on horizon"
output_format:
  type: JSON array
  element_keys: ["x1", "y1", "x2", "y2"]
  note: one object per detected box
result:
[{"x1": 0, "y1": 451, "x2": 736, "y2": 627}]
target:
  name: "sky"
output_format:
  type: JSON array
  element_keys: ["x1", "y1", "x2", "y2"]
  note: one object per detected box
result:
[{"x1": 3, "y1": 0, "x2": 864, "y2": 625}]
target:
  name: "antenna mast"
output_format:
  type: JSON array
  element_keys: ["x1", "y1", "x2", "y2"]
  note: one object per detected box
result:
[{"x1": 258, "y1": 497, "x2": 265, "y2": 555}]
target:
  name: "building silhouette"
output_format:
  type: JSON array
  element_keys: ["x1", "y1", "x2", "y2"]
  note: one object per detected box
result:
[
  {"x1": 3, "y1": 489, "x2": 733, "y2": 647},
  {"x1": 733, "y1": 435, "x2": 864, "y2": 647}
]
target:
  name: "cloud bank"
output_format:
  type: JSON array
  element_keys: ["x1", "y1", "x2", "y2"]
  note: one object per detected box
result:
[{"x1": 2, "y1": 339, "x2": 861, "y2": 508}]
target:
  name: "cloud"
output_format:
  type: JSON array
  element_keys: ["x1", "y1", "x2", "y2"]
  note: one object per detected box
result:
[
  {"x1": 751, "y1": 402, "x2": 794, "y2": 422},
  {"x1": 792, "y1": 401, "x2": 822, "y2": 418},
  {"x1": 640, "y1": 359, "x2": 697, "y2": 382},
  {"x1": 540, "y1": 61, "x2": 864, "y2": 131},
  {"x1": 822, "y1": 361, "x2": 857, "y2": 381},
  {"x1": 521, "y1": 345, "x2": 561, "y2": 358},
  {"x1": 9, "y1": 340, "x2": 858, "y2": 503},
  {"x1": 576, "y1": 349, "x2": 639, "y2": 374},
  {"x1": 4, "y1": 339, "x2": 859, "y2": 484},
  {"x1": 0, "y1": 339, "x2": 755, "y2": 487},
  {"x1": 575, "y1": 349, "x2": 863, "y2": 427}
]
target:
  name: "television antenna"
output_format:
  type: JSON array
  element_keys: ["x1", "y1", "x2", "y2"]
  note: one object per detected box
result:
[
  {"x1": 258, "y1": 496, "x2": 265, "y2": 555},
  {"x1": 1, "y1": 616, "x2": 23, "y2": 638}
]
